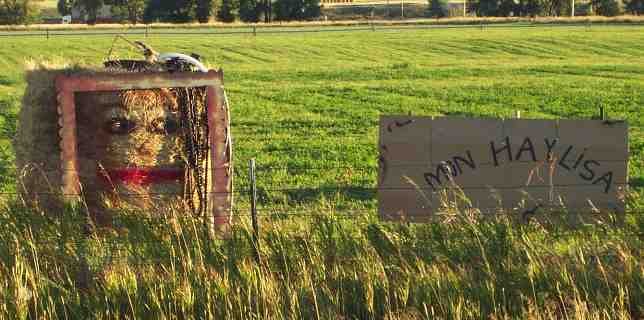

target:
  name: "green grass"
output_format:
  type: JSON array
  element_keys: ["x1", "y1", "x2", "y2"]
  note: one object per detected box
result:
[{"x1": 0, "y1": 26, "x2": 643, "y2": 318}]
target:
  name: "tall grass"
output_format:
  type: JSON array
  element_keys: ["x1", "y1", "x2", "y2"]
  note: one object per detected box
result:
[{"x1": 0, "y1": 197, "x2": 641, "y2": 319}]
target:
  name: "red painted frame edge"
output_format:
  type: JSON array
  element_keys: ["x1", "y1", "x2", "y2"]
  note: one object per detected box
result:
[{"x1": 55, "y1": 70, "x2": 233, "y2": 227}]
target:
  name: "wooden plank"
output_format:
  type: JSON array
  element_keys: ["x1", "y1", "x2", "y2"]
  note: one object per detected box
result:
[{"x1": 378, "y1": 117, "x2": 628, "y2": 221}]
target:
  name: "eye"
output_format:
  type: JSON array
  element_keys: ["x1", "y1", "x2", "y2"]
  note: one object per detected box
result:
[
  {"x1": 150, "y1": 117, "x2": 180, "y2": 135},
  {"x1": 106, "y1": 117, "x2": 136, "y2": 135}
]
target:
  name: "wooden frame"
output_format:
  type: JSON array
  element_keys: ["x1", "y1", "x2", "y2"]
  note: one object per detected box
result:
[{"x1": 55, "y1": 70, "x2": 233, "y2": 228}]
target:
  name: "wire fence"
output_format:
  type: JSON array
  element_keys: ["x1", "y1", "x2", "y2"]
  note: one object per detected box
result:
[
  {"x1": 3, "y1": 158, "x2": 642, "y2": 267},
  {"x1": 0, "y1": 21, "x2": 643, "y2": 38},
  {"x1": 2, "y1": 162, "x2": 643, "y2": 210}
]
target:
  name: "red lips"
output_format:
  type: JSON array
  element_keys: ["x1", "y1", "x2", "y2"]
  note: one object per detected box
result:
[{"x1": 99, "y1": 167, "x2": 184, "y2": 186}]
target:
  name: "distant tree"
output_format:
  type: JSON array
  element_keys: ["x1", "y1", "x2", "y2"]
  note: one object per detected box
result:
[
  {"x1": 516, "y1": 0, "x2": 543, "y2": 16},
  {"x1": 57, "y1": 0, "x2": 72, "y2": 15},
  {"x1": 168, "y1": 0, "x2": 197, "y2": 21},
  {"x1": 143, "y1": 0, "x2": 161, "y2": 22},
  {"x1": 239, "y1": 0, "x2": 260, "y2": 22},
  {"x1": 143, "y1": 0, "x2": 196, "y2": 22},
  {"x1": 427, "y1": 0, "x2": 448, "y2": 18},
  {"x1": 76, "y1": 0, "x2": 104, "y2": 24},
  {"x1": 625, "y1": 0, "x2": 643, "y2": 13},
  {"x1": 217, "y1": 0, "x2": 237, "y2": 22},
  {"x1": 273, "y1": 0, "x2": 319, "y2": 20},
  {"x1": 497, "y1": 0, "x2": 517, "y2": 15},
  {"x1": 109, "y1": 0, "x2": 147, "y2": 23},
  {"x1": 301, "y1": 0, "x2": 320, "y2": 18},
  {"x1": 0, "y1": 0, "x2": 39, "y2": 24},
  {"x1": 195, "y1": 0, "x2": 213, "y2": 22},
  {"x1": 592, "y1": 0, "x2": 621, "y2": 15},
  {"x1": 473, "y1": 0, "x2": 499, "y2": 15},
  {"x1": 541, "y1": 0, "x2": 570, "y2": 15}
]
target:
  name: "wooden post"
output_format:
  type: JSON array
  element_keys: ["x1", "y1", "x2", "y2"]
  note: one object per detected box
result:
[
  {"x1": 249, "y1": 159, "x2": 260, "y2": 263},
  {"x1": 515, "y1": 110, "x2": 521, "y2": 119},
  {"x1": 253, "y1": 25, "x2": 257, "y2": 36},
  {"x1": 46, "y1": 29, "x2": 49, "y2": 39},
  {"x1": 145, "y1": 26, "x2": 149, "y2": 38}
]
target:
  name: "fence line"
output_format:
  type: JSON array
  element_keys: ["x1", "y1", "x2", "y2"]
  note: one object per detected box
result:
[
  {"x1": 1, "y1": 22, "x2": 643, "y2": 38},
  {"x1": 0, "y1": 180, "x2": 641, "y2": 197},
  {"x1": 2, "y1": 154, "x2": 643, "y2": 174}
]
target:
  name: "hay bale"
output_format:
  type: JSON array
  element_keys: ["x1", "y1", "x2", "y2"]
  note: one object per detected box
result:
[
  {"x1": 15, "y1": 61, "x2": 83, "y2": 213},
  {"x1": 16, "y1": 61, "x2": 211, "y2": 225}
]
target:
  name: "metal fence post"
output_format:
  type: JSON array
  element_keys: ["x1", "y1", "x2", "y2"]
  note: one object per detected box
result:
[{"x1": 249, "y1": 159, "x2": 260, "y2": 263}]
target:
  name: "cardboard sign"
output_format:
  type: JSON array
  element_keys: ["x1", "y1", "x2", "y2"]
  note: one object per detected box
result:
[{"x1": 378, "y1": 116, "x2": 628, "y2": 221}]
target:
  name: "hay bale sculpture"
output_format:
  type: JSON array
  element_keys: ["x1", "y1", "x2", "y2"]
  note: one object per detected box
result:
[{"x1": 16, "y1": 44, "x2": 233, "y2": 230}]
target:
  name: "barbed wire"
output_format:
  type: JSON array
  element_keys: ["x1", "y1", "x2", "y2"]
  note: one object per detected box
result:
[
  {"x1": 2, "y1": 153, "x2": 643, "y2": 174},
  {"x1": 1, "y1": 22, "x2": 643, "y2": 39},
  {"x1": 0, "y1": 181, "x2": 642, "y2": 197}
]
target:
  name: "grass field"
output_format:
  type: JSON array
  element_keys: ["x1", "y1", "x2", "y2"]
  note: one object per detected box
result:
[{"x1": 0, "y1": 26, "x2": 643, "y2": 318}]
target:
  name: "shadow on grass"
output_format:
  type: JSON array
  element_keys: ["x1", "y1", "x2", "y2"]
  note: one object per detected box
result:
[
  {"x1": 0, "y1": 98, "x2": 18, "y2": 189},
  {"x1": 0, "y1": 75, "x2": 14, "y2": 86},
  {"x1": 629, "y1": 177, "x2": 644, "y2": 189}
]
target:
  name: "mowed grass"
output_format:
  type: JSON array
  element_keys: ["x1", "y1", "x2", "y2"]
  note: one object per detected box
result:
[{"x1": 0, "y1": 26, "x2": 643, "y2": 319}]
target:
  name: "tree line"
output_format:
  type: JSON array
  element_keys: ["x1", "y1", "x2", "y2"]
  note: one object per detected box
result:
[
  {"x1": 0, "y1": 0, "x2": 320, "y2": 25},
  {"x1": 0, "y1": 0, "x2": 642, "y2": 25},
  {"x1": 428, "y1": 0, "x2": 643, "y2": 17}
]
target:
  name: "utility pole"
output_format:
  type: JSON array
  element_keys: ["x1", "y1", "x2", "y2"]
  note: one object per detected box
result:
[
  {"x1": 386, "y1": 0, "x2": 390, "y2": 17},
  {"x1": 571, "y1": 0, "x2": 575, "y2": 16},
  {"x1": 401, "y1": 0, "x2": 404, "y2": 18}
]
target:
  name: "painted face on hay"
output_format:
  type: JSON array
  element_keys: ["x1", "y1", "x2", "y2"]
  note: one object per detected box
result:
[{"x1": 75, "y1": 89, "x2": 189, "y2": 210}]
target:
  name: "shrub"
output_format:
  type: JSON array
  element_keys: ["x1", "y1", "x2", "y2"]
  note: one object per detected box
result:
[
  {"x1": 592, "y1": 0, "x2": 621, "y2": 16},
  {"x1": 218, "y1": 0, "x2": 237, "y2": 22},
  {"x1": 474, "y1": 0, "x2": 500, "y2": 16},
  {"x1": 625, "y1": 0, "x2": 643, "y2": 14},
  {"x1": 109, "y1": 0, "x2": 147, "y2": 24},
  {"x1": 0, "y1": 0, "x2": 39, "y2": 25},
  {"x1": 516, "y1": 0, "x2": 544, "y2": 16},
  {"x1": 497, "y1": 0, "x2": 518, "y2": 16},
  {"x1": 195, "y1": 0, "x2": 214, "y2": 22},
  {"x1": 427, "y1": 0, "x2": 448, "y2": 18},
  {"x1": 57, "y1": 0, "x2": 72, "y2": 16},
  {"x1": 274, "y1": 0, "x2": 320, "y2": 21},
  {"x1": 239, "y1": 0, "x2": 261, "y2": 22}
]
